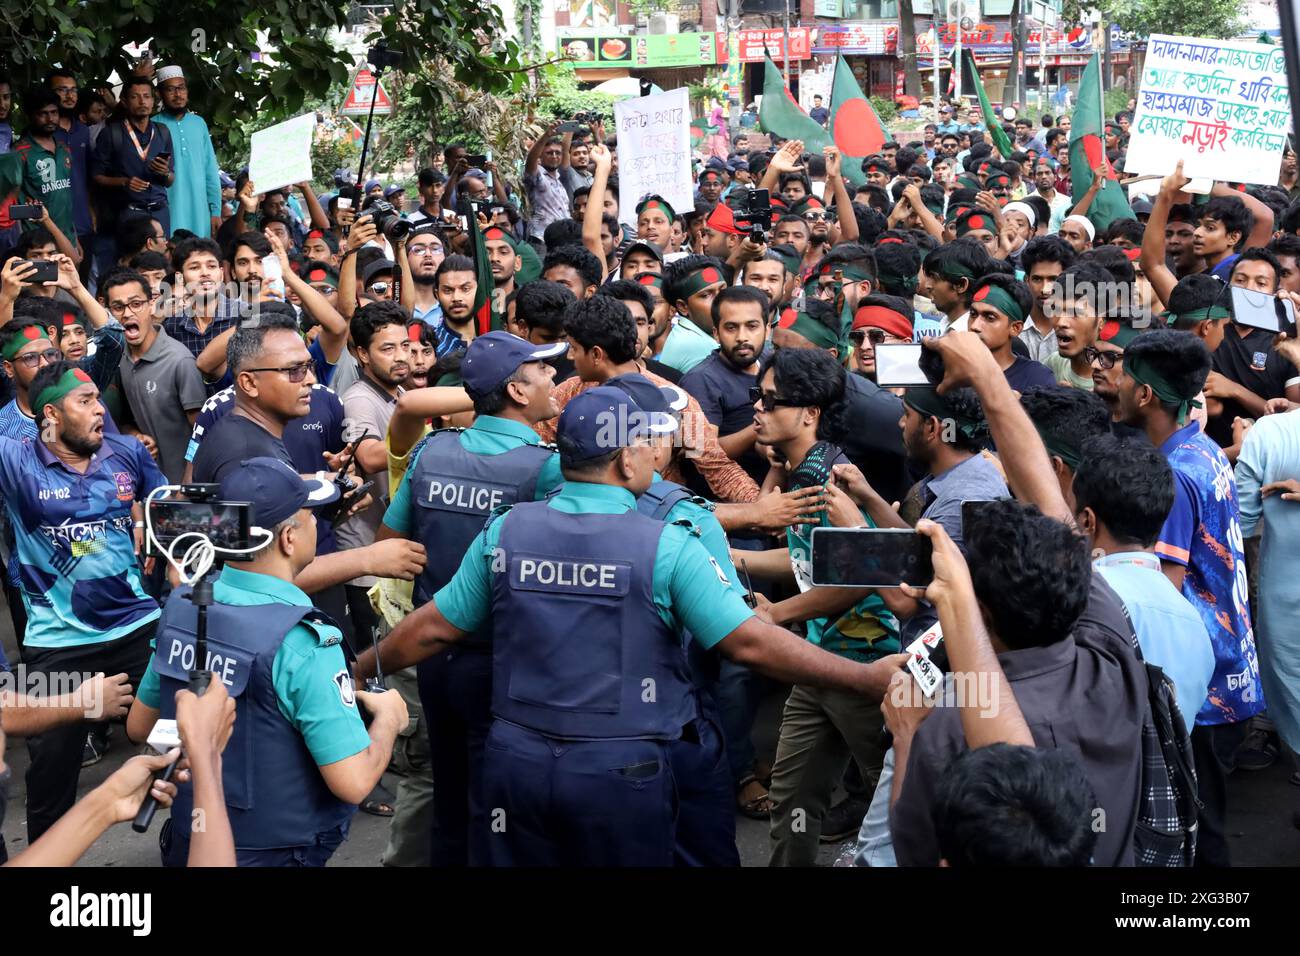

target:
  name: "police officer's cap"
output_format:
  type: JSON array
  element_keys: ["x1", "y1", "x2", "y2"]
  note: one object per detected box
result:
[
  {"x1": 558, "y1": 386, "x2": 677, "y2": 465},
  {"x1": 462, "y1": 330, "x2": 568, "y2": 400},
  {"x1": 605, "y1": 373, "x2": 687, "y2": 419},
  {"x1": 220, "y1": 457, "x2": 340, "y2": 529}
]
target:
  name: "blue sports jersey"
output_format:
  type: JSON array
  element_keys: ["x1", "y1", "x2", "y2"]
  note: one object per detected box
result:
[
  {"x1": 1155, "y1": 422, "x2": 1264, "y2": 725},
  {"x1": 0, "y1": 432, "x2": 166, "y2": 648}
]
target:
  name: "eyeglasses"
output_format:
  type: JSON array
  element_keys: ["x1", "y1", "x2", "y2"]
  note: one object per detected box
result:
[
  {"x1": 749, "y1": 386, "x2": 802, "y2": 412},
  {"x1": 12, "y1": 347, "x2": 62, "y2": 369},
  {"x1": 108, "y1": 297, "x2": 152, "y2": 316},
  {"x1": 1083, "y1": 346, "x2": 1122, "y2": 370},
  {"x1": 52, "y1": 85, "x2": 77, "y2": 95},
  {"x1": 408, "y1": 245, "x2": 443, "y2": 257},
  {"x1": 246, "y1": 361, "x2": 314, "y2": 382},
  {"x1": 849, "y1": 329, "x2": 887, "y2": 346}
]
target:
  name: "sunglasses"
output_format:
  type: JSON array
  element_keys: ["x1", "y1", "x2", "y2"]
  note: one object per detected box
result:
[
  {"x1": 246, "y1": 361, "x2": 314, "y2": 383},
  {"x1": 1084, "y1": 346, "x2": 1123, "y2": 370},
  {"x1": 849, "y1": 329, "x2": 887, "y2": 346},
  {"x1": 369, "y1": 282, "x2": 391, "y2": 295},
  {"x1": 749, "y1": 386, "x2": 802, "y2": 412},
  {"x1": 12, "y1": 347, "x2": 62, "y2": 369}
]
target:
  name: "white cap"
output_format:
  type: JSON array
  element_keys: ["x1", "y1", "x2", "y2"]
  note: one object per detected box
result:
[
  {"x1": 1002, "y1": 201, "x2": 1037, "y2": 229},
  {"x1": 155, "y1": 65, "x2": 184, "y2": 84},
  {"x1": 1064, "y1": 214, "x2": 1096, "y2": 240}
]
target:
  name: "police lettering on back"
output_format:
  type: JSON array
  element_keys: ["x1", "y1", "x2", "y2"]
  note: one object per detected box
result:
[
  {"x1": 165, "y1": 636, "x2": 241, "y2": 687},
  {"x1": 512, "y1": 557, "x2": 629, "y2": 593},
  {"x1": 425, "y1": 478, "x2": 507, "y2": 513}
]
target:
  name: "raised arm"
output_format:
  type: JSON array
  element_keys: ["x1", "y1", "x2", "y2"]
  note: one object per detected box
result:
[
  {"x1": 823, "y1": 146, "x2": 858, "y2": 242},
  {"x1": 584, "y1": 143, "x2": 614, "y2": 277},
  {"x1": 1139, "y1": 162, "x2": 1187, "y2": 311},
  {"x1": 297, "y1": 181, "x2": 330, "y2": 231}
]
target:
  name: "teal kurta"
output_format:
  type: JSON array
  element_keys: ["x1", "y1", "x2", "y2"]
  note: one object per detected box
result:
[
  {"x1": 154, "y1": 110, "x2": 221, "y2": 237},
  {"x1": 1235, "y1": 409, "x2": 1300, "y2": 753}
]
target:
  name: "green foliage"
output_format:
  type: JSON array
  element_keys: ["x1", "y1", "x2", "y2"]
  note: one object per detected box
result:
[
  {"x1": 0, "y1": 0, "x2": 524, "y2": 158},
  {"x1": 309, "y1": 132, "x2": 360, "y2": 194},
  {"x1": 870, "y1": 96, "x2": 899, "y2": 123},
  {"x1": 1093, "y1": 0, "x2": 1246, "y2": 40},
  {"x1": 532, "y1": 64, "x2": 617, "y2": 128}
]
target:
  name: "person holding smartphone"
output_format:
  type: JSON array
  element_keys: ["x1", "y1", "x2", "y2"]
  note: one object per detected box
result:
[
  {"x1": 91, "y1": 76, "x2": 174, "y2": 235},
  {"x1": 14, "y1": 89, "x2": 76, "y2": 244}
]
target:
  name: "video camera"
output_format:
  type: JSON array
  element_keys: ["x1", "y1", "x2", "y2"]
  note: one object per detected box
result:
[
  {"x1": 733, "y1": 188, "x2": 772, "y2": 245},
  {"x1": 367, "y1": 42, "x2": 402, "y2": 72}
]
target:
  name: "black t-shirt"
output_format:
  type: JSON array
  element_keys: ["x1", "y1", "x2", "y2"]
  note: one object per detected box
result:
[
  {"x1": 679, "y1": 351, "x2": 765, "y2": 485},
  {"x1": 644, "y1": 358, "x2": 682, "y2": 384},
  {"x1": 1208, "y1": 326, "x2": 1298, "y2": 446},
  {"x1": 841, "y1": 371, "x2": 909, "y2": 505},
  {"x1": 191, "y1": 413, "x2": 292, "y2": 484},
  {"x1": 1004, "y1": 356, "x2": 1057, "y2": 393}
]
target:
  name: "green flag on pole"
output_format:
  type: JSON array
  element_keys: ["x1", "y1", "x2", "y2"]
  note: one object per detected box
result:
[
  {"x1": 962, "y1": 48, "x2": 1014, "y2": 159},
  {"x1": 828, "y1": 55, "x2": 884, "y2": 189},
  {"x1": 1069, "y1": 52, "x2": 1135, "y2": 234},
  {"x1": 758, "y1": 56, "x2": 830, "y2": 151}
]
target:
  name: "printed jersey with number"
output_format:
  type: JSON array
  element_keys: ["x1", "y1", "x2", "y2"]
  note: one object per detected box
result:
[
  {"x1": 1155, "y1": 422, "x2": 1264, "y2": 725},
  {"x1": 0, "y1": 432, "x2": 166, "y2": 648}
]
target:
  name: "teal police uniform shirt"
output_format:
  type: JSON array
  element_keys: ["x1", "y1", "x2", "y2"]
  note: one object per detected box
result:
[
  {"x1": 651, "y1": 472, "x2": 748, "y2": 602},
  {"x1": 435, "y1": 481, "x2": 755, "y2": 649},
  {"x1": 383, "y1": 415, "x2": 564, "y2": 534},
  {"x1": 137, "y1": 565, "x2": 371, "y2": 767}
]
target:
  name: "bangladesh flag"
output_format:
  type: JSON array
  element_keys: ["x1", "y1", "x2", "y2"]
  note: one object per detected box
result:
[
  {"x1": 758, "y1": 56, "x2": 830, "y2": 153},
  {"x1": 1070, "y1": 52, "x2": 1134, "y2": 233},
  {"x1": 828, "y1": 55, "x2": 883, "y2": 189},
  {"x1": 960, "y1": 49, "x2": 1014, "y2": 160},
  {"x1": 464, "y1": 212, "x2": 503, "y2": 336}
]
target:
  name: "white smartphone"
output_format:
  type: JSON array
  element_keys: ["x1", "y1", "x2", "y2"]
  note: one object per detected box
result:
[{"x1": 874, "y1": 343, "x2": 931, "y2": 388}]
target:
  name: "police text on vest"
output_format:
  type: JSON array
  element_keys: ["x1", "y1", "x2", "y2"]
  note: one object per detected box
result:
[
  {"x1": 50, "y1": 886, "x2": 151, "y2": 936},
  {"x1": 426, "y1": 479, "x2": 504, "y2": 512},
  {"x1": 166, "y1": 638, "x2": 238, "y2": 686}
]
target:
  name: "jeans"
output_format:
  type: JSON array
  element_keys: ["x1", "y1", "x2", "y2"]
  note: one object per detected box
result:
[{"x1": 852, "y1": 748, "x2": 898, "y2": 867}]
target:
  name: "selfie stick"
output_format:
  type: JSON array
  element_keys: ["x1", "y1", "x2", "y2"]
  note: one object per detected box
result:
[{"x1": 352, "y1": 43, "x2": 397, "y2": 208}]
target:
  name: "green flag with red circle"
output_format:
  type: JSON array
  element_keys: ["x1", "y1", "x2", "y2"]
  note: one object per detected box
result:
[{"x1": 828, "y1": 55, "x2": 883, "y2": 188}]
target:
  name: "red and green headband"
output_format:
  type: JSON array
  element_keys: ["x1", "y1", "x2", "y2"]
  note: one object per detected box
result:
[
  {"x1": 777, "y1": 310, "x2": 841, "y2": 351},
  {"x1": 971, "y1": 283, "x2": 1025, "y2": 324},
  {"x1": 956, "y1": 212, "x2": 994, "y2": 237},
  {"x1": 636, "y1": 196, "x2": 677, "y2": 223},
  {"x1": 678, "y1": 266, "x2": 725, "y2": 298},
  {"x1": 634, "y1": 271, "x2": 664, "y2": 290},
  {"x1": 33, "y1": 367, "x2": 94, "y2": 414},
  {"x1": 306, "y1": 266, "x2": 338, "y2": 288},
  {"x1": 3, "y1": 324, "x2": 52, "y2": 360}
]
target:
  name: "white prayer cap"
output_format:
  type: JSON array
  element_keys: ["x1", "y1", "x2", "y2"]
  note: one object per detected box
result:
[
  {"x1": 155, "y1": 65, "x2": 185, "y2": 84},
  {"x1": 1064, "y1": 214, "x2": 1096, "y2": 240},
  {"x1": 1002, "y1": 202, "x2": 1037, "y2": 229}
]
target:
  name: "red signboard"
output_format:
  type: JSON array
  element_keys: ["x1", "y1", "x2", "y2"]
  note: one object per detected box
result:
[{"x1": 716, "y1": 27, "x2": 812, "y2": 63}]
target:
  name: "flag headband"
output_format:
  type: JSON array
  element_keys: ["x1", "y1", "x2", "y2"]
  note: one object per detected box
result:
[
  {"x1": 1125, "y1": 354, "x2": 1202, "y2": 426},
  {"x1": 637, "y1": 196, "x2": 677, "y2": 223},
  {"x1": 33, "y1": 367, "x2": 94, "y2": 414},
  {"x1": 634, "y1": 271, "x2": 665, "y2": 290},
  {"x1": 2, "y1": 324, "x2": 52, "y2": 360},
  {"x1": 777, "y1": 310, "x2": 841, "y2": 351},
  {"x1": 971, "y1": 283, "x2": 1025, "y2": 324},
  {"x1": 678, "y1": 266, "x2": 726, "y2": 298},
  {"x1": 904, "y1": 387, "x2": 987, "y2": 442},
  {"x1": 1164, "y1": 305, "x2": 1231, "y2": 327}
]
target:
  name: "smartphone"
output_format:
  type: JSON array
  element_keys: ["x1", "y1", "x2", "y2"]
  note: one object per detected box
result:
[
  {"x1": 554, "y1": 122, "x2": 584, "y2": 134},
  {"x1": 155, "y1": 151, "x2": 171, "y2": 163},
  {"x1": 19, "y1": 259, "x2": 58, "y2": 284},
  {"x1": 874, "y1": 343, "x2": 932, "y2": 388},
  {"x1": 1230, "y1": 286, "x2": 1295, "y2": 334},
  {"x1": 9, "y1": 204, "x2": 42, "y2": 221},
  {"x1": 146, "y1": 499, "x2": 254, "y2": 558},
  {"x1": 320, "y1": 478, "x2": 375, "y2": 525},
  {"x1": 465, "y1": 153, "x2": 489, "y2": 167},
  {"x1": 809, "y1": 527, "x2": 934, "y2": 589},
  {"x1": 261, "y1": 254, "x2": 285, "y2": 301}
]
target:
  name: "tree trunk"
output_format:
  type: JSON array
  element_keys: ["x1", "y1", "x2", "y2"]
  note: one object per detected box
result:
[
  {"x1": 899, "y1": 0, "x2": 922, "y2": 98},
  {"x1": 1010, "y1": 0, "x2": 1023, "y2": 109}
]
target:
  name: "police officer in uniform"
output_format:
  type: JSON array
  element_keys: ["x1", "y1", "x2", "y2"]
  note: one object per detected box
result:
[
  {"x1": 607, "y1": 372, "x2": 743, "y2": 867},
  {"x1": 126, "y1": 458, "x2": 409, "y2": 866},
  {"x1": 357, "y1": 386, "x2": 906, "y2": 866},
  {"x1": 376, "y1": 330, "x2": 567, "y2": 866}
]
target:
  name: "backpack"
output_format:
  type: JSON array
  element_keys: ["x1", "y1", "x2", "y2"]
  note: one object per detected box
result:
[{"x1": 1132, "y1": 659, "x2": 1202, "y2": 867}]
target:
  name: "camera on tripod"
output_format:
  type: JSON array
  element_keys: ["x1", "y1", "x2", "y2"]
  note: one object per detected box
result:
[
  {"x1": 733, "y1": 188, "x2": 772, "y2": 245},
  {"x1": 367, "y1": 42, "x2": 402, "y2": 72}
]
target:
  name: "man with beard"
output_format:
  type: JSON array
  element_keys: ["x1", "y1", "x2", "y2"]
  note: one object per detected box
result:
[
  {"x1": 163, "y1": 237, "x2": 238, "y2": 360},
  {"x1": 92, "y1": 75, "x2": 174, "y2": 235},
  {"x1": 772, "y1": 215, "x2": 813, "y2": 273},
  {"x1": 850, "y1": 295, "x2": 914, "y2": 383},
  {"x1": 153, "y1": 66, "x2": 221, "y2": 238},
  {"x1": 431, "y1": 254, "x2": 479, "y2": 357},
  {"x1": 484, "y1": 225, "x2": 520, "y2": 311},
  {"x1": 0, "y1": 359, "x2": 166, "y2": 841},
  {"x1": 46, "y1": 69, "x2": 93, "y2": 258},
  {"x1": 338, "y1": 300, "x2": 412, "y2": 645},
  {"x1": 114, "y1": 267, "x2": 207, "y2": 483},
  {"x1": 404, "y1": 223, "x2": 446, "y2": 326},
  {"x1": 741, "y1": 252, "x2": 791, "y2": 318},
  {"x1": 406, "y1": 319, "x2": 436, "y2": 388},
  {"x1": 679, "y1": 285, "x2": 769, "y2": 485}
]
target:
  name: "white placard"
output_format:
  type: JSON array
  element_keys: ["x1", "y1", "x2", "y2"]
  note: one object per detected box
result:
[
  {"x1": 247, "y1": 113, "x2": 317, "y2": 195},
  {"x1": 614, "y1": 88, "x2": 694, "y2": 227},
  {"x1": 1125, "y1": 34, "x2": 1291, "y2": 186}
]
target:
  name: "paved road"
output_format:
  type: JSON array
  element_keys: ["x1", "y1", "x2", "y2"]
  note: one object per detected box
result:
[{"x1": 2, "y1": 613, "x2": 1297, "y2": 866}]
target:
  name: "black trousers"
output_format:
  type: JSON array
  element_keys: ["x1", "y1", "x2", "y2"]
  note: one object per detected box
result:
[
  {"x1": 3, "y1": 581, "x2": 28, "y2": 657},
  {"x1": 1191, "y1": 719, "x2": 1251, "y2": 867},
  {"x1": 24, "y1": 620, "x2": 156, "y2": 841}
]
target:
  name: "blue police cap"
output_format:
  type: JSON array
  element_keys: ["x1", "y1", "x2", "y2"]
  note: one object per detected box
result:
[
  {"x1": 219, "y1": 457, "x2": 339, "y2": 529},
  {"x1": 461, "y1": 330, "x2": 567, "y2": 400},
  {"x1": 557, "y1": 385, "x2": 677, "y2": 465},
  {"x1": 605, "y1": 373, "x2": 687, "y2": 418},
  {"x1": 219, "y1": 170, "x2": 235, "y2": 189},
  {"x1": 364, "y1": 178, "x2": 382, "y2": 192},
  {"x1": 383, "y1": 184, "x2": 406, "y2": 200}
]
